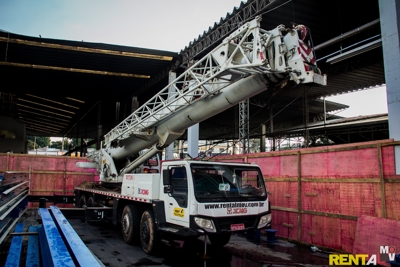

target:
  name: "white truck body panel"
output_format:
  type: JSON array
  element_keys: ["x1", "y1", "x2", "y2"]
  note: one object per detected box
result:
[
  {"x1": 166, "y1": 200, "x2": 190, "y2": 227},
  {"x1": 196, "y1": 201, "x2": 269, "y2": 217},
  {"x1": 121, "y1": 173, "x2": 161, "y2": 200}
]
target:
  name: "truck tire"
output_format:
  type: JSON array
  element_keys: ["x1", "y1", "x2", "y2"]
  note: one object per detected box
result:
[
  {"x1": 121, "y1": 205, "x2": 140, "y2": 244},
  {"x1": 78, "y1": 195, "x2": 86, "y2": 208},
  {"x1": 140, "y1": 210, "x2": 160, "y2": 255},
  {"x1": 208, "y1": 232, "x2": 231, "y2": 247},
  {"x1": 85, "y1": 197, "x2": 96, "y2": 225},
  {"x1": 87, "y1": 197, "x2": 95, "y2": 207}
]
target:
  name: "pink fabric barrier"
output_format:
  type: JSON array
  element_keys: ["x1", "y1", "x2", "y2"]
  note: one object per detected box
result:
[
  {"x1": 0, "y1": 153, "x2": 97, "y2": 207},
  {"x1": 214, "y1": 139, "x2": 400, "y2": 253},
  {"x1": 2, "y1": 139, "x2": 399, "y2": 251},
  {"x1": 353, "y1": 215, "x2": 400, "y2": 267}
]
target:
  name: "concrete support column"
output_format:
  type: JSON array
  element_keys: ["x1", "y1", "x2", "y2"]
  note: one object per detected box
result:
[
  {"x1": 260, "y1": 124, "x2": 266, "y2": 152},
  {"x1": 179, "y1": 140, "x2": 184, "y2": 158},
  {"x1": 131, "y1": 97, "x2": 139, "y2": 113},
  {"x1": 75, "y1": 123, "x2": 79, "y2": 157},
  {"x1": 165, "y1": 144, "x2": 175, "y2": 160},
  {"x1": 239, "y1": 99, "x2": 250, "y2": 154},
  {"x1": 270, "y1": 108, "x2": 275, "y2": 151},
  {"x1": 188, "y1": 124, "x2": 199, "y2": 158},
  {"x1": 80, "y1": 137, "x2": 84, "y2": 157},
  {"x1": 379, "y1": 0, "x2": 400, "y2": 173},
  {"x1": 165, "y1": 71, "x2": 177, "y2": 160},
  {"x1": 303, "y1": 89, "x2": 309, "y2": 148},
  {"x1": 115, "y1": 102, "x2": 120, "y2": 125},
  {"x1": 96, "y1": 101, "x2": 102, "y2": 150}
]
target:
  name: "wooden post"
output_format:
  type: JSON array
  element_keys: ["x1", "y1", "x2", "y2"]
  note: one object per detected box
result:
[
  {"x1": 6, "y1": 153, "x2": 10, "y2": 171},
  {"x1": 377, "y1": 143, "x2": 386, "y2": 218},
  {"x1": 28, "y1": 166, "x2": 32, "y2": 195},
  {"x1": 63, "y1": 157, "x2": 67, "y2": 198},
  {"x1": 297, "y1": 151, "x2": 302, "y2": 241}
]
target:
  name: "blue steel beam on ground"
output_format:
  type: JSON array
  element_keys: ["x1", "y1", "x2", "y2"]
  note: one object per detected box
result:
[
  {"x1": 26, "y1": 225, "x2": 40, "y2": 267},
  {"x1": 49, "y1": 206, "x2": 102, "y2": 267},
  {"x1": 39, "y1": 208, "x2": 75, "y2": 267},
  {"x1": 2, "y1": 181, "x2": 29, "y2": 195},
  {"x1": 0, "y1": 191, "x2": 28, "y2": 220},
  {"x1": 38, "y1": 225, "x2": 54, "y2": 267},
  {"x1": 0, "y1": 208, "x2": 27, "y2": 245},
  {"x1": 4, "y1": 222, "x2": 24, "y2": 267}
]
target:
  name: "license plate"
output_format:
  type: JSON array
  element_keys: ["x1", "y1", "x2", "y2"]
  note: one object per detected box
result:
[{"x1": 230, "y1": 223, "x2": 245, "y2": 231}]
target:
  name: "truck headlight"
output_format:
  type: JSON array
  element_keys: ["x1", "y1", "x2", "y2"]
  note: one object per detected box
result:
[
  {"x1": 258, "y1": 213, "x2": 272, "y2": 229},
  {"x1": 194, "y1": 217, "x2": 216, "y2": 233}
]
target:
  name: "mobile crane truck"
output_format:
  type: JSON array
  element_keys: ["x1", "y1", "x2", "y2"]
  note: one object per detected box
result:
[{"x1": 74, "y1": 16, "x2": 326, "y2": 255}]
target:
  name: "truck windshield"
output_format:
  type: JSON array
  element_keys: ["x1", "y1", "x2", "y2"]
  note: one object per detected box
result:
[{"x1": 190, "y1": 163, "x2": 267, "y2": 201}]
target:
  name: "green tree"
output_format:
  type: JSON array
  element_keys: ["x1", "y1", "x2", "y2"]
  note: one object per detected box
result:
[
  {"x1": 69, "y1": 138, "x2": 96, "y2": 150},
  {"x1": 50, "y1": 139, "x2": 70, "y2": 150},
  {"x1": 87, "y1": 139, "x2": 97, "y2": 149},
  {"x1": 27, "y1": 136, "x2": 50, "y2": 149},
  {"x1": 27, "y1": 140, "x2": 35, "y2": 150},
  {"x1": 70, "y1": 138, "x2": 80, "y2": 149}
]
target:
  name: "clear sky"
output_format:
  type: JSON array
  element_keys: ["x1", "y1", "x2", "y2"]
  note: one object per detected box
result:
[
  {"x1": 0, "y1": 0, "x2": 389, "y2": 118},
  {"x1": 0, "y1": 0, "x2": 246, "y2": 52},
  {"x1": 326, "y1": 86, "x2": 388, "y2": 117}
]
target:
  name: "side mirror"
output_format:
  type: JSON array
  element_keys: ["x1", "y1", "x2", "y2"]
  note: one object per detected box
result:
[
  {"x1": 163, "y1": 169, "x2": 171, "y2": 185},
  {"x1": 163, "y1": 169, "x2": 172, "y2": 193}
]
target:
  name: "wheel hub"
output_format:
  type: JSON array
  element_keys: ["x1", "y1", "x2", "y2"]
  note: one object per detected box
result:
[
  {"x1": 122, "y1": 214, "x2": 130, "y2": 234},
  {"x1": 140, "y1": 221, "x2": 150, "y2": 243}
]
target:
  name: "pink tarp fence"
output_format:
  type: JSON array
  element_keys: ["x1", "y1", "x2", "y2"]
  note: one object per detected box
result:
[
  {"x1": 0, "y1": 153, "x2": 98, "y2": 207},
  {"x1": 214, "y1": 139, "x2": 400, "y2": 253}
]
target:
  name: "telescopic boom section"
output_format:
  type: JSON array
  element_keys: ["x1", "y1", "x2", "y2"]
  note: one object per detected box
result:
[{"x1": 88, "y1": 16, "x2": 326, "y2": 182}]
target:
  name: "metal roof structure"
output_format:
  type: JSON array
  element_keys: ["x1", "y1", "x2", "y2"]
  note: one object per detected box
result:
[
  {"x1": 0, "y1": 0, "x2": 387, "y2": 150},
  {"x1": 178, "y1": 0, "x2": 385, "y2": 139},
  {"x1": 271, "y1": 113, "x2": 389, "y2": 144},
  {"x1": 0, "y1": 33, "x2": 179, "y2": 138}
]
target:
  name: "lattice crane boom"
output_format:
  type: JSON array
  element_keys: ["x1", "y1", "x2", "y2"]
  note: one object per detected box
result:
[{"x1": 85, "y1": 16, "x2": 326, "y2": 182}]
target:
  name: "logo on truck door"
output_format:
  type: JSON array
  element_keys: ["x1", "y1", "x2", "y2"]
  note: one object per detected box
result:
[
  {"x1": 125, "y1": 174, "x2": 134, "y2": 180},
  {"x1": 173, "y1": 208, "x2": 185, "y2": 217},
  {"x1": 227, "y1": 207, "x2": 247, "y2": 214},
  {"x1": 138, "y1": 188, "x2": 149, "y2": 195}
]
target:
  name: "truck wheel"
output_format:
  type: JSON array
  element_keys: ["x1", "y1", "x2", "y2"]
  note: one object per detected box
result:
[
  {"x1": 78, "y1": 195, "x2": 86, "y2": 208},
  {"x1": 87, "y1": 197, "x2": 95, "y2": 207},
  {"x1": 121, "y1": 205, "x2": 140, "y2": 244},
  {"x1": 208, "y1": 232, "x2": 231, "y2": 247},
  {"x1": 140, "y1": 210, "x2": 160, "y2": 255},
  {"x1": 85, "y1": 197, "x2": 96, "y2": 225}
]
